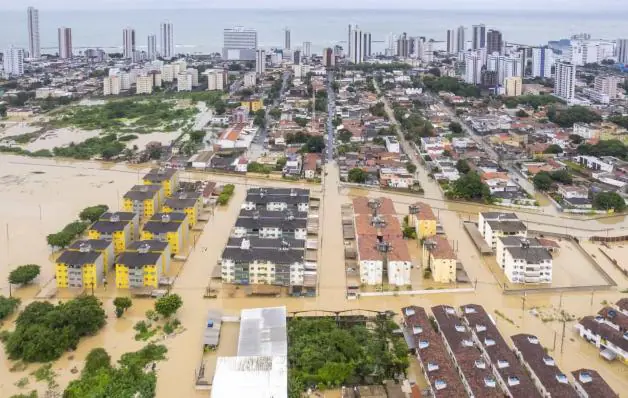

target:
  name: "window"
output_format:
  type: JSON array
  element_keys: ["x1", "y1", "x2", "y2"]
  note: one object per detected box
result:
[{"x1": 418, "y1": 340, "x2": 429, "y2": 349}]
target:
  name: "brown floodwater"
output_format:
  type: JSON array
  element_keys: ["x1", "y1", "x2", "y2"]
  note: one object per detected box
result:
[{"x1": 0, "y1": 156, "x2": 627, "y2": 397}]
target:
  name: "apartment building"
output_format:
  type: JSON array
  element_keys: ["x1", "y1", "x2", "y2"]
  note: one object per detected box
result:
[
  {"x1": 205, "y1": 69, "x2": 226, "y2": 91},
  {"x1": 55, "y1": 248, "x2": 105, "y2": 288},
  {"x1": 161, "y1": 64, "x2": 175, "y2": 82},
  {"x1": 571, "y1": 369, "x2": 618, "y2": 398},
  {"x1": 554, "y1": 62, "x2": 576, "y2": 102},
  {"x1": 409, "y1": 202, "x2": 437, "y2": 240},
  {"x1": 136, "y1": 75, "x2": 153, "y2": 94},
  {"x1": 67, "y1": 240, "x2": 114, "y2": 275},
  {"x1": 141, "y1": 212, "x2": 189, "y2": 255},
  {"x1": 88, "y1": 213, "x2": 137, "y2": 254},
  {"x1": 163, "y1": 191, "x2": 203, "y2": 227},
  {"x1": 575, "y1": 316, "x2": 628, "y2": 365},
  {"x1": 123, "y1": 185, "x2": 161, "y2": 219},
  {"x1": 503, "y1": 242, "x2": 553, "y2": 284},
  {"x1": 241, "y1": 188, "x2": 310, "y2": 212},
  {"x1": 103, "y1": 76, "x2": 121, "y2": 95},
  {"x1": 401, "y1": 306, "x2": 466, "y2": 397},
  {"x1": 511, "y1": 334, "x2": 579, "y2": 397},
  {"x1": 431, "y1": 305, "x2": 504, "y2": 397},
  {"x1": 143, "y1": 167, "x2": 179, "y2": 196},
  {"x1": 478, "y1": 212, "x2": 527, "y2": 250},
  {"x1": 177, "y1": 72, "x2": 193, "y2": 91},
  {"x1": 232, "y1": 213, "x2": 307, "y2": 240},
  {"x1": 115, "y1": 250, "x2": 163, "y2": 289},
  {"x1": 460, "y1": 304, "x2": 540, "y2": 398},
  {"x1": 127, "y1": 240, "x2": 171, "y2": 274},
  {"x1": 243, "y1": 71, "x2": 257, "y2": 88},
  {"x1": 100, "y1": 211, "x2": 140, "y2": 240}
]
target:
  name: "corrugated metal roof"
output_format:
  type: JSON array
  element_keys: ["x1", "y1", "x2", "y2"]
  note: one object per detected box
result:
[
  {"x1": 238, "y1": 306, "x2": 287, "y2": 357},
  {"x1": 210, "y1": 356, "x2": 287, "y2": 398}
]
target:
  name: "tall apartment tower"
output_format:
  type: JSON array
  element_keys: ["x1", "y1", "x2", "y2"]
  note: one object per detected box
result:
[
  {"x1": 363, "y1": 32, "x2": 372, "y2": 59},
  {"x1": 618, "y1": 39, "x2": 628, "y2": 64},
  {"x1": 147, "y1": 34, "x2": 157, "y2": 60},
  {"x1": 554, "y1": 62, "x2": 576, "y2": 101},
  {"x1": 3, "y1": 46, "x2": 25, "y2": 77},
  {"x1": 284, "y1": 28, "x2": 291, "y2": 50},
  {"x1": 160, "y1": 22, "x2": 174, "y2": 59},
  {"x1": 532, "y1": 46, "x2": 553, "y2": 78},
  {"x1": 302, "y1": 41, "x2": 311, "y2": 57},
  {"x1": 57, "y1": 27, "x2": 72, "y2": 59},
  {"x1": 347, "y1": 24, "x2": 353, "y2": 60},
  {"x1": 123, "y1": 27, "x2": 136, "y2": 60},
  {"x1": 446, "y1": 29, "x2": 456, "y2": 54},
  {"x1": 27, "y1": 6, "x2": 40, "y2": 58},
  {"x1": 222, "y1": 27, "x2": 257, "y2": 61},
  {"x1": 464, "y1": 51, "x2": 483, "y2": 85},
  {"x1": 472, "y1": 24, "x2": 486, "y2": 50},
  {"x1": 456, "y1": 26, "x2": 465, "y2": 53},
  {"x1": 255, "y1": 49, "x2": 266, "y2": 75},
  {"x1": 350, "y1": 25, "x2": 363, "y2": 63},
  {"x1": 486, "y1": 29, "x2": 503, "y2": 55}
]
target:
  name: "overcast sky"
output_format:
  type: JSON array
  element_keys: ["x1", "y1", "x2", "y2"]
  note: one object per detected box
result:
[{"x1": 1, "y1": 0, "x2": 624, "y2": 10}]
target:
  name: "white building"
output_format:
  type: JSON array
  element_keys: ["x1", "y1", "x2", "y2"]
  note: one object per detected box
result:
[
  {"x1": 472, "y1": 24, "x2": 486, "y2": 50},
  {"x1": 504, "y1": 76, "x2": 522, "y2": 97},
  {"x1": 205, "y1": 69, "x2": 226, "y2": 91},
  {"x1": 147, "y1": 34, "x2": 157, "y2": 60},
  {"x1": 243, "y1": 71, "x2": 256, "y2": 88},
  {"x1": 574, "y1": 155, "x2": 614, "y2": 173},
  {"x1": 575, "y1": 316, "x2": 628, "y2": 364},
  {"x1": 573, "y1": 123, "x2": 596, "y2": 140},
  {"x1": 255, "y1": 49, "x2": 266, "y2": 75},
  {"x1": 187, "y1": 68, "x2": 199, "y2": 87},
  {"x1": 357, "y1": 237, "x2": 411, "y2": 286},
  {"x1": 123, "y1": 27, "x2": 136, "y2": 60},
  {"x1": 3, "y1": 46, "x2": 25, "y2": 77},
  {"x1": 532, "y1": 47, "x2": 553, "y2": 79},
  {"x1": 27, "y1": 6, "x2": 40, "y2": 59},
  {"x1": 349, "y1": 25, "x2": 363, "y2": 64},
  {"x1": 566, "y1": 41, "x2": 599, "y2": 66},
  {"x1": 58, "y1": 27, "x2": 72, "y2": 59},
  {"x1": 103, "y1": 76, "x2": 121, "y2": 96},
  {"x1": 554, "y1": 62, "x2": 576, "y2": 102},
  {"x1": 496, "y1": 236, "x2": 552, "y2": 284},
  {"x1": 478, "y1": 212, "x2": 527, "y2": 250},
  {"x1": 136, "y1": 75, "x2": 153, "y2": 94},
  {"x1": 161, "y1": 64, "x2": 174, "y2": 82},
  {"x1": 383, "y1": 136, "x2": 400, "y2": 153},
  {"x1": 594, "y1": 75, "x2": 621, "y2": 99},
  {"x1": 177, "y1": 72, "x2": 193, "y2": 92},
  {"x1": 456, "y1": 26, "x2": 465, "y2": 54},
  {"x1": 464, "y1": 51, "x2": 483, "y2": 85},
  {"x1": 160, "y1": 21, "x2": 174, "y2": 59},
  {"x1": 582, "y1": 88, "x2": 610, "y2": 104},
  {"x1": 223, "y1": 27, "x2": 257, "y2": 61},
  {"x1": 446, "y1": 29, "x2": 456, "y2": 54},
  {"x1": 119, "y1": 73, "x2": 131, "y2": 90},
  {"x1": 302, "y1": 41, "x2": 311, "y2": 57},
  {"x1": 618, "y1": 38, "x2": 628, "y2": 65}
]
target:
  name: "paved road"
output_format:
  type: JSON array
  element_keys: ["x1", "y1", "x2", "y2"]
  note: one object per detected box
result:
[{"x1": 326, "y1": 69, "x2": 336, "y2": 163}]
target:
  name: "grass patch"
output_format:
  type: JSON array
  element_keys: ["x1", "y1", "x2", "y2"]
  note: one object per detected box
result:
[
  {"x1": 494, "y1": 310, "x2": 516, "y2": 326},
  {"x1": 31, "y1": 364, "x2": 58, "y2": 389},
  {"x1": 14, "y1": 377, "x2": 29, "y2": 388},
  {"x1": 133, "y1": 320, "x2": 158, "y2": 341}
]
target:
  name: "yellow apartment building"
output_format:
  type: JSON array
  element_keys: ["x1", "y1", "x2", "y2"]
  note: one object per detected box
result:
[
  {"x1": 88, "y1": 216, "x2": 134, "y2": 255},
  {"x1": 162, "y1": 191, "x2": 202, "y2": 227},
  {"x1": 141, "y1": 213, "x2": 189, "y2": 255},
  {"x1": 143, "y1": 168, "x2": 179, "y2": 197},
  {"x1": 55, "y1": 249, "x2": 105, "y2": 288},
  {"x1": 99, "y1": 211, "x2": 140, "y2": 240},
  {"x1": 67, "y1": 239, "x2": 114, "y2": 275},
  {"x1": 422, "y1": 235, "x2": 457, "y2": 284},
  {"x1": 127, "y1": 240, "x2": 172, "y2": 273},
  {"x1": 115, "y1": 250, "x2": 163, "y2": 289},
  {"x1": 241, "y1": 98, "x2": 263, "y2": 113},
  {"x1": 409, "y1": 202, "x2": 437, "y2": 239}
]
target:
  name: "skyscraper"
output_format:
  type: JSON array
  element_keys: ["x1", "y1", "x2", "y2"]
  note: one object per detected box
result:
[
  {"x1": 284, "y1": 28, "x2": 291, "y2": 50},
  {"x1": 27, "y1": 6, "x2": 40, "y2": 58},
  {"x1": 486, "y1": 29, "x2": 503, "y2": 55},
  {"x1": 363, "y1": 32, "x2": 372, "y2": 59},
  {"x1": 123, "y1": 27, "x2": 136, "y2": 60},
  {"x1": 160, "y1": 22, "x2": 174, "y2": 59},
  {"x1": 347, "y1": 24, "x2": 353, "y2": 60},
  {"x1": 148, "y1": 34, "x2": 157, "y2": 60},
  {"x1": 58, "y1": 27, "x2": 72, "y2": 59},
  {"x1": 293, "y1": 50, "x2": 301, "y2": 65},
  {"x1": 350, "y1": 25, "x2": 363, "y2": 63},
  {"x1": 302, "y1": 41, "x2": 311, "y2": 57},
  {"x1": 618, "y1": 39, "x2": 628, "y2": 64},
  {"x1": 446, "y1": 29, "x2": 455, "y2": 54},
  {"x1": 255, "y1": 49, "x2": 266, "y2": 75},
  {"x1": 464, "y1": 51, "x2": 482, "y2": 85},
  {"x1": 396, "y1": 32, "x2": 409, "y2": 58},
  {"x1": 223, "y1": 27, "x2": 257, "y2": 61},
  {"x1": 554, "y1": 62, "x2": 576, "y2": 101},
  {"x1": 472, "y1": 24, "x2": 486, "y2": 50},
  {"x1": 532, "y1": 47, "x2": 553, "y2": 78},
  {"x1": 456, "y1": 26, "x2": 465, "y2": 53},
  {"x1": 3, "y1": 46, "x2": 25, "y2": 77}
]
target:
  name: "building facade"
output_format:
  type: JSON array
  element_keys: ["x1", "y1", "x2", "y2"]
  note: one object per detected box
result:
[
  {"x1": 58, "y1": 27, "x2": 72, "y2": 59},
  {"x1": 486, "y1": 29, "x2": 503, "y2": 55},
  {"x1": 147, "y1": 34, "x2": 157, "y2": 60},
  {"x1": 103, "y1": 76, "x2": 121, "y2": 96},
  {"x1": 160, "y1": 21, "x2": 174, "y2": 59},
  {"x1": 554, "y1": 62, "x2": 576, "y2": 101},
  {"x1": 472, "y1": 24, "x2": 486, "y2": 50},
  {"x1": 123, "y1": 27, "x2": 136, "y2": 60},
  {"x1": 255, "y1": 49, "x2": 266, "y2": 75},
  {"x1": 532, "y1": 47, "x2": 553, "y2": 79},
  {"x1": 27, "y1": 6, "x2": 40, "y2": 58},
  {"x1": 223, "y1": 27, "x2": 257, "y2": 61},
  {"x1": 618, "y1": 38, "x2": 628, "y2": 65},
  {"x1": 3, "y1": 46, "x2": 25, "y2": 77}
]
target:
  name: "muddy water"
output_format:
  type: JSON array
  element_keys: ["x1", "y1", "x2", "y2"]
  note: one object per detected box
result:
[{"x1": 1, "y1": 156, "x2": 627, "y2": 397}]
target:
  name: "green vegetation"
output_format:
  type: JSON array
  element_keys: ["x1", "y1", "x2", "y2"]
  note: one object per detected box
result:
[
  {"x1": 533, "y1": 172, "x2": 554, "y2": 191},
  {"x1": 134, "y1": 320, "x2": 158, "y2": 341},
  {"x1": 0, "y1": 296, "x2": 21, "y2": 320},
  {"x1": 503, "y1": 94, "x2": 563, "y2": 110},
  {"x1": 64, "y1": 344, "x2": 167, "y2": 398},
  {"x1": 569, "y1": 134, "x2": 584, "y2": 145},
  {"x1": 406, "y1": 162, "x2": 417, "y2": 174},
  {"x1": 8, "y1": 265, "x2": 40, "y2": 286},
  {"x1": 247, "y1": 161, "x2": 273, "y2": 174},
  {"x1": 348, "y1": 168, "x2": 368, "y2": 183},
  {"x1": 113, "y1": 297, "x2": 133, "y2": 318},
  {"x1": 449, "y1": 121, "x2": 463, "y2": 134},
  {"x1": 287, "y1": 317, "x2": 408, "y2": 396},
  {"x1": 4, "y1": 296, "x2": 106, "y2": 362},
  {"x1": 455, "y1": 159, "x2": 471, "y2": 174},
  {"x1": 402, "y1": 215, "x2": 417, "y2": 239},
  {"x1": 370, "y1": 102, "x2": 387, "y2": 117},
  {"x1": 609, "y1": 114, "x2": 628, "y2": 129},
  {"x1": 593, "y1": 192, "x2": 626, "y2": 212},
  {"x1": 547, "y1": 105, "x2": 602, "y2": 127},
  {"x1": 345, "y1": 62, "x2": 411, "y2": 73},
  {"x1": 445, "y1": 172, "x2": 491, "y2": 202},
  {"x1": 52, "y1": 133, "x2": 126, "y2": 160},
  {"x1": 217, "y1": 184, "x2": 235, "y2": 206},
  {"x1": 9, "y1": 392, "x2": 38, "y2": 398},
  {"x1": 301, "y1": 135, "x2": 325, "y2": 153},
  {"x1": 253, "y1": 109, "x2": 266, "y2": 127},
  {"x1": 46, "y1": 220, "x2": 89, "y2": 249},
  {"x1": 79, "y1": 204, "x2": 109, "y2": 223},
  {"x1": 393, "y1": 104, "x2": 434, "y2": 143},
  {"x1": 577, "y1": 139, "x2": 628, "y2": 159},
  {"x1": 422, "y1": 76, "x2": 481, "y2": 97},
  {"x1": 516, "y1": 109, "x2": 529, "y2": 117},
  {"x1": 0, "y1": 146, "x2": 53, "y2": 158},
  {"x1": 295, "y1": 117, "x2": 309, "y2": 128},
  {"x1": 269, "y1": 107, "x2": 282, "y2": 119},
  {"x1": 312, "y1": 90, "x2": 328, "y2": 113},
  {"x1": 154, "y1": 294, "x2": 183, "y2": 319},
  {"x1": 544, "y1": 144, "x2": 563, "y2": 154},
  {"x1": 337, "y1": 129, "x2": 353, "y2": 143},
  {"x1": 31, "y1": 363, "x2": 57, "y2": 389}
]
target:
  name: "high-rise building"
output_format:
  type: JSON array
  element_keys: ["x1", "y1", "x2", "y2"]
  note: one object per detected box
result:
[
  {"x1": 85, "y1": 48, "x2": 106, "y2": 63},
  {"x1": 554, "y1": 62, "x2": 576, "y2": 101},
  {"x1": 293, "y1": 50, "x2": 301, "y2": 65},
  {"x1": 255, "y1": 49, "x2": 266, "y2": 75},
  {"x1": 618, "y1": 39, "x2": 628, "y2": 64},
  {"x1": 566, "y1": 41, "x2": 599, "y2": 66},
  {"x1": 160, "y1": 22, "x2": 174, "y2": 59},
  {"x1": 103, "y1": 76, "x2": 121, "y2": 96},
  {"x1": 396, "y1": 32, "x2": 410, "y2": 58},
  {"x1": 363, "y1": 32, "x2": 372, "y2": 59},
  {"x1": 347, "y1": 24, "x2": 353, "y2": 60},
  {"x1": 302, "y1": 41, "x2": 311, "y2": 57},
  {"x1": 123, "y1": 27, "x2": 136, "y2": 60},
  {"x1": 205, "y1": 69, "x2": 226, "y2": 91},
  {"x1": 177, "y1": 72, "x2": 193, "y2": 92},
  {"x1": 3, "y1": 46, "x2": 25, "y2": 77},
  {"x1": 532, "y1": 47, "x2": 553, "y2": 79},
  {"x1": 27, "y1": 6, "x2": 40, "y2": 59},
  {"x1": 456, "y1": 26, "x2": 465, "y2": 53},
  {"x1": 594, "y1": 75, "x2": 621, "y2": 98},
  {"x1": 136, "y1": 76, "x2": 153, "y2": 94},
  {"x1": 504, "y1": 76, "x2": 522, "y2": 96},
  {"x1": 472, "y1": 24, "x2": 486, "y2": 50},
  {"x1": 486, "y1": 29, "x2": 502, "y2": 55},
  {"x1": 58, "y1": 27, "x2": 72, "y2": 59},
  {"x1": 446, "y1": 29, "x2": 455, "y2": 54},
  {"x1": 284, "y1": 28, "x2": 291, "y2": 50},
  {"x1": 350, "y1": 25, "x2": 363, "y2": 63},
  {"x1": 323, "y1": 47, "x2": 335, "y2": 67},
  {"x1": 147, "y1": 34, "x2": 157, "y2": 60},
  {"x1": 223, "y1": 27, "x2": 257, "y2": 61},
  {"x1": 464, "y1": 51, "x2": 483, "y2": 85}
]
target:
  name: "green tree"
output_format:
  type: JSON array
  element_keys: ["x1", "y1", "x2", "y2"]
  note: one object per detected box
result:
[
  {"x1": 154, "y1": 294, "x2": 183, "y2": 318},
  {"x1": 8, "y1": 265, "x2": 40, "y2": 285},
  {"x1": 337, "y1": 129, "x2": 352, "y2": 143},
  {"x1": 449, "y1": 122, "x2": 463, "y2": 134},
  {"x1": 295, "y1": 117, "x2": 309, "y2": 128},
  {"x1": 45, "y1": 231, "x2": 73, "y2": 248},
  {"x1": 83, "y1": 348, "x2": 112, "y2": 374},
  {"x1": 550, "y1": 169, "x2": 572, "y2": 184},
  {"x1": 406, "y1": 162, "x2": 417, "y2": 174},
  {"x1": 516, "y1": 109, "x2": 529, "y2": 117},
  {"x1": 189, "y1": 131, "x2": 205, "y2": 143},
  {"x1": 569, "y1": 134, "x2": 584, "y2": 144},
  {"x1": 269, "y1": 107, "x2": 282, "y2": 119},
  {"x1": 113, "y1": 297, "x2": 133, "y2": 318},
  {"x1": 593, "y1": 192, "x2": 626, "y2": 212},
  {"x1": 455, "y1": 159, "x2": 471, "y2": 174},
  {"x1": 302, "y1": 136, "x2": 325, "y2": 153},
  {"x1": 533, "y1": 172, "x2": 554, "y2": 191},
  {"x1": 548, "y1": 105, "x2": 602, "y2": 127},
  {"x1": 544, "y1": 144, "x2": 563, "y2": 154},
  {"x1": 348, "y1": 168, "x2": 368, "y2": 183},
  {"x1": 253, "y1": 109, "x2": 266, "y2": 127},
  {"x1": 79, "y1": 205, "x2": 109, "y2": 223},
  {"x1": 0, "y1": 296, "x2": 21, "y2": 320},
  {"x1": 449, "y1": 172, "x2": 491, "y2": 201}
]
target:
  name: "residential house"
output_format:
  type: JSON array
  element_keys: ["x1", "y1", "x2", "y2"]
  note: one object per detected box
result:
[
  {"x1": 478, "y1": 212, "x2": 527, "y2": 250},
  {"x1": 574, "y1": 316, "x2": 628, "y2": 365},
  {"x1": 302, "y1": 153, "x2": 320, "y2": 179},
  {"x1": 570, "y1": 369, "x2": 618, "y2": 398},
  {"x1": 88, "y1": 213, "x2": 137, "y2": 254},
  {"x1": 241, "y1": 188, "x2": 310, "y2": 212},
  {"x1": 503, "y1": 241, "x2": 553, "y2": 284},
  {"x1": 123, "y1": 185, "x2": 161, "y2": 220}
]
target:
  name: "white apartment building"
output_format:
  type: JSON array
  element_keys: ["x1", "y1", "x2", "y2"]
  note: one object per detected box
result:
[
  {"x1": 27, "y1": 7, "x2": 40, "y2": 58},
  {"x1": 177, "y1": 72, "x2": 193, "y2": 92},
  {"x1": 554, "y1": 62, "x2": 576, "y2": 101},
  {"x1": 478, "y1": 212, "x2": 527, "y2": 250},
  {"x1": 147, "y1": 34, "x2": 157, "y2": 60},
  {"x1": 383, "y1": 136, "x2": 400, "y2": 153},
  {"x1": 205, "y1": 69, "x2": 226, "y2": 91},
  {"x1": 3, "y1": 46, "x2": 25, "y2": 77},
  {"x1": 349, "y1": 25, "x2": 364, "y2": 64},
  {"x1": 357, "y1": 238, "x2": 411, "y2": 286},
  {"x1": 456, "y1": 26, "x2": 465, "y2": 54},
  {"x1": 119, "y1": 73, "x2": 131, "y2": 90},
  {"x1": 594, "y1": 75, "x2": 621, "y2": 99},
  {"x1": 302, "y1": 41, "x2": 311, "y2": 57},
  {"x1": 243, "y1": 71, "x2": 256, "y2": 88},
  {"x1": 464, "y1": 51, "x2": 483, "y2": 85},
  {"x1": 503, "y1": 243, "x2": 552, "y2": 284},
  {"x1": 161, "y1": 64, "x2": 174, "y2": 82},
  {"x1": 187, "y1": 68, "x2": 199, "y2": 87},
  {"x1": 573, "y1": 123, "x2": 597, "y2": 140},
  {"x1": 136, "y1": 76, "x2": 153, "y2": 94},
  {"x1": 256, "y1": 49, "x2": 266, "y2": 75},
  {"x1": 123, "y1": 27, "x2": 136, "y2": 60},
  {"x1": 618, "y1": 38, "x2": 628, "y2": 65},
  {"x1": 292, "y1": 64, "x2": 311, "y2": 79},
  {"x1": 58, "y1": 27, "x2": 72, "y2": 59},
  {"x1": 504, "y1": 76, "x2": 522, "y2": 97},
  {"x1": 575, "y1": 316, "x2": 628, "y2": 364},
  {"x1": 532, "y1": 47, "x2": 553, "y2": 79},
  {"x1": 574, "y1": 155, "x2": 614, "y2": 172},
  {"x1": 223, "y1": 27, "x2": 257, "y2": 61},
  {"x1": 582, "y1": 88, "x2": 610, "y2": 104},
  {"x1": 103, "y1": 76, "x2": 121, "y2": 95},
  {"x1": 566, "y1": 41, "x2": 599, "y2": 66},
  {"x1": 160, "y1": 21, "x2": 174, "y2": 59},
  {"x1": 495, "y1": 236, "x2": 542, "y2": 269}
]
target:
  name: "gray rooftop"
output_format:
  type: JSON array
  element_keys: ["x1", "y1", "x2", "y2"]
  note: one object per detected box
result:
[
  {"x1": 226, "y1": 237, "x2": 306, "y2": 250},
  {"x1": 506, "y1": 247, "x2": 552, "y2": 263},
  {"x1": 237, "y1": 306, "x2": 287, "y2": 357},
  {"x1": 221, "y1": 247, "x2": 304, "y2": 264},
  {"x1": 486, "y1": 220, "x2": 527, "y2": 233},
  {"x1": 116, "y1": 251, "x2": 162, "y2": 268},
  {"x1": 499, "y1": 236, "x2": 542, "y2": 247},
  {"x1": 57, "y1": 250, "x2": 102, "y2": 266},
  {"x1": 481, "y1": 212, "x2": 519, "y2": 220}
]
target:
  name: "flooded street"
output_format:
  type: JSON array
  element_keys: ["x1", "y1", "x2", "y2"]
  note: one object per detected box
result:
[{"x1": 0, "y1": 155, "x2": 627, "y2": 396}]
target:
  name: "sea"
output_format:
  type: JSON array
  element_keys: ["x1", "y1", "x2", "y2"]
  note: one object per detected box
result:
[{"x1": 0, "y1": 8, "x2": 626, "y2": 55}]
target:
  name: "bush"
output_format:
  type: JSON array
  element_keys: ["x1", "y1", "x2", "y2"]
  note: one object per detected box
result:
[
  {"x1": 79, "y1": 205, "x2": 109, "y2": 223},
  {"x1": 8, "y1": 265, "x2": 40, "y2": 285},
  {"x1": 348, "y1": 168, "x2": 367, "y2": 183},
  {"x1": 593, "y1": 192, "x2": 626, "y2": 212},
  {"x1": 113, "y1": 297, "x2": 133, "y2": 318},
  {"x1": 0, "y1": 296, "x2": 21, "y2": 320}
]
